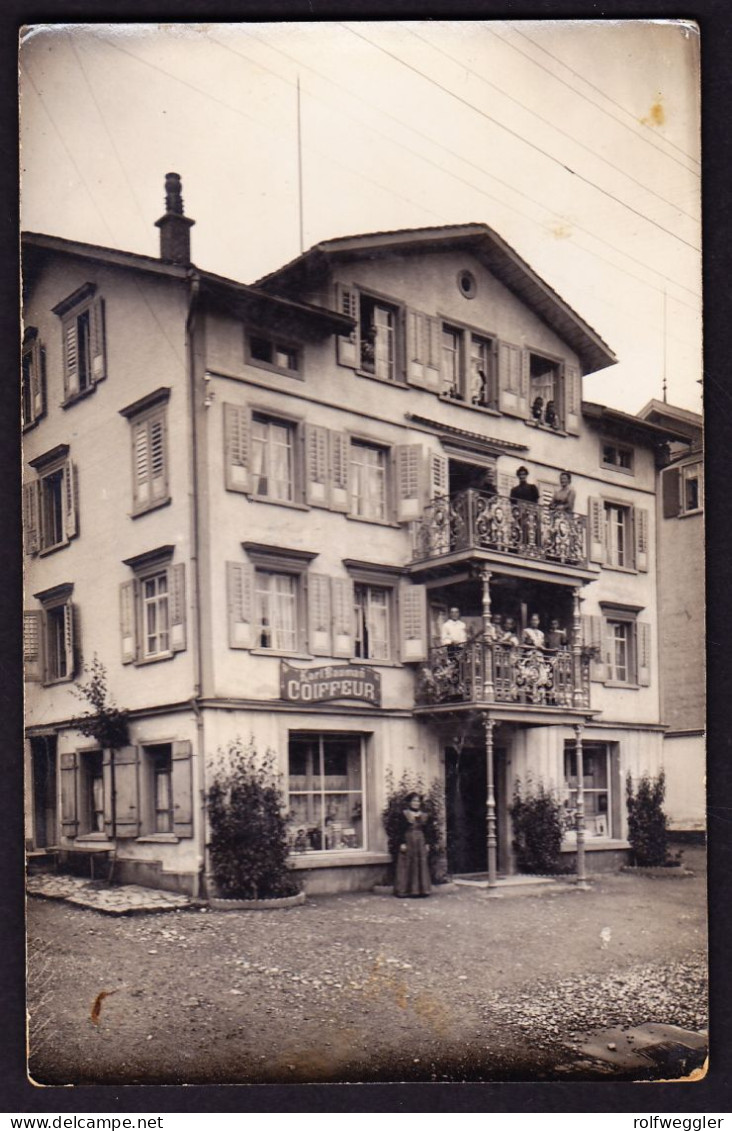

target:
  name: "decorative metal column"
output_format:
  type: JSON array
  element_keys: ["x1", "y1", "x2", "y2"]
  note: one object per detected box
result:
[
  {"x1": 479, "y1": 565, "x2": 495, "y2": 700},
  {"x1": 483, "y1": 711, "x2": 500, "y2": 893},
  {"x1": 571, "y1": 586, "x2": 584, "y2": 707},
  {"x1": 574, "y1": 722, "x2": 590, "y2": 890}
]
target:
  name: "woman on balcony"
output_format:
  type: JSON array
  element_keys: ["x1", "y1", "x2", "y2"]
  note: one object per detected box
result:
[
  {"x1": 501, "y1": 617, "x2": 520, "y2": 647},
  {"x1": 522, "y1": 613, "x2": 546, "y2": 649},
  {"x1": 549, "y1": 470, "x2": 576, "y2": 513}
]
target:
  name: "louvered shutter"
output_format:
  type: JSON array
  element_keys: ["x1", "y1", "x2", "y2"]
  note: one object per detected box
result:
[
  {"x1": 60, "y1": 752, "x2": 78, "y2": 838},
  {"x1": 424, "y1": 316, "x2": 442, "y2": 391},
  {"x1": 90, "y1": 295, "x2": 106, "y2": 383},
  {"x1": 406, "y1": 310, "x2": 429, "y2": 388},
  {"x1": 29, "y1": 337, "x2": 44, "y2": 418},
  {"x1": 564, "y1": 363, "x2": 581, "y2": 434},
  {"x1": 223, "y1": 402, "x2": 250, "y2": 493},
  {"x1": 637, "y1": 622, "x2": 652, "y2": 687},
  {"x1": 329, "y1": 430, "x2": 350, "y2": 512},
  {"x1": 23, "y1": 611, "x2": 42, "y2": 682},
  {"x1": 114, "y1": 746, "x2": 140, "y2": 837},
  {"x1": 170, "y1": 563, "x2": 187, "y2": 652},
  {"x1": 497, "y1": 472, "x2": 514, "y2": 498},
  {"x1": 305, "y1": 424, "x2": 330, "y2": 506},
  {"x1": 587, "y1": 497, "x2": 604, "y2": 563},
  {"x1": 63, "y1": 602, "x2": 76, "y2": 681},
  {"x1": 538, "y1": 480, "x2": 557, "y2": 507},
  {"x1": 120, "y1": 579, "x2": 138, "y2": 664},
  {"x1": 662, "y1": 468, "x2": 681, "y2": 518},
  {"x1": 496, "y1": 341, "x2": 524, "y2": 417},
  {"x1": 133, "y1": 419, "x2": 151, "y2": 506},
  {"x1": 308, "y1": 573, "x2": 332, "y2": 656},
  {"x1": 172, "y1": 740, "x2": 194, "y2": 838},
  {"x1": 582, "y1": 614, "x2": 607, "y2": 682},
  {"x1": 331, "y1": 576, "x2": 354, "y2": 658},
  {"x1": 227, "y1": 561, "x2": 255, "y2": 649},
  {"x1": 149, "y1": 416, "x2": 167, "y2": 501},
  {"x1": 399, "y1": 583, "x2": 428, "y2": 662},
  {"x1": 64, "y1": 462, "x2": 79, "y2": 539},
  {"x1": 634, "y1": 508, "x2": 649, "y2": 572},
  {"x1": 429, "y1": 452, "x2": 449, "y2": 500},
  {"x1": 395, "y1": 445, "x2": 424, "y2": 521},
  {"x1": 102, "y1": 748, "x2": 114, "y2": 837},
  {"x1": 62, "y1": 315, "x2": 80, "y2": 398},
  {"x1": 336, "y1": 284, "x2": 359, "y2": 368},
  {"x1": 23, "y1": 481, "x2": 40, "y2": 555}
]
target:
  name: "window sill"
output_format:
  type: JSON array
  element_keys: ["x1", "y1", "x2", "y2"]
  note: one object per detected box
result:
[
  {"x1": 61, "y1": 385, "x2": 97, "y2": 410},
  {"x1": 438, "y1": 394, "x2": 501, "y2": 417},
  {"x1": 136, "y1": 834, "x2": 180, "y2": 844},
  {"x1": 604, "y1": 681, "x2": 640, "y2": 690},
  {"x1": 355, "y1": 368, "x2": 408, "y2": 389},
  {"x1": 353, "y1": 658, "x2": 401, "y2": 668},
  {"x1": 246, "y1": 357, "x2": 303, "y2": 381},
  {"x1": 524, "y1": 419, "x2": 568, "y2": 437},
  {"x1": 346, "y1": 514, "x2": 400, "y2": 529},
  {"x1": 290, "y1": 851, "x2": 391, "y2": 870},
  {"x1": 134, "y1": 651, "x2": 176, "y2": 666},
  {"x1": 251, "y1": 648, "x2": 312, "y2": 659},
  {"x1": 42, "y1": 676, "x2": 74, "y2": 687},
  {"x1": 22, "y1": 418, "x2": 42, "y2": 433},
  {"x1": 38, "y1": 540, "x2": 70, "y2": 558},
  {"x1": 678, "y1": 509, "x2": 703, "y2": 519},
  {"x1": 132, "y1": 496, "x2": 172, "y2": 519},
  {"x1": 249, "y1": 495, "x2": 309, "y2": 512},
  {"x1": 74, "y1": 835, "x2": 113, "y2": 847},
  {"x1": 602, "y1": 564, "x2": 639, "y2": 575},
  {"x1": 601, "y1": 463, "x2": 634, "y2": 477}
]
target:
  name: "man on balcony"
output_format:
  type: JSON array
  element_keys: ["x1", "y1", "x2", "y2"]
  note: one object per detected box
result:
[
  {"x1": 441, "y1": 607, "x2": 468, "y2": 659},
  {"x1": 509, "y1": 466, "x2": 539, "y2": 503}
]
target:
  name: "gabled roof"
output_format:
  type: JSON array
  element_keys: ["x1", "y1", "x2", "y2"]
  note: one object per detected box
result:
[
  {"x1": 637, "y1": 398, "x2": 703, "y2": 434},
  {"x1": 583, "y1": 401, "x2": 692, "y2": 444},
  {"x1": 256, "y1": 223, "x2": 617, "y2": 376}
]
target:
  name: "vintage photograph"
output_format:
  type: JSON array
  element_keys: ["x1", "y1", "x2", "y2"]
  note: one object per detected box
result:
[{"x1": 20, "y1": 20, "x2": 705, "y2": 1085}]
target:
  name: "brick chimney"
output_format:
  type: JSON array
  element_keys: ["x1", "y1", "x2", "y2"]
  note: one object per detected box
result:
[{"x1": 155, "y1": 172, "x2": 194, "y2": 264}]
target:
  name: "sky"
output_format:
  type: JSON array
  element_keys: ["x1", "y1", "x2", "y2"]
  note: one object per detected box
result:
[{"x1": 19, "y1": 20, "x2": 702, "y2": 415}]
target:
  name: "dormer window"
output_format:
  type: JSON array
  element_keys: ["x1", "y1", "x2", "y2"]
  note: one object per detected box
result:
[{"x1": 246, "y1": 331, "x2": 301, "y2": 377}]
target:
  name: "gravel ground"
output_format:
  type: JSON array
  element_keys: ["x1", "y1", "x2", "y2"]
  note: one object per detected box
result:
[{"x1": 26, "y1": 847, "x2": 707, "y2": 1086}]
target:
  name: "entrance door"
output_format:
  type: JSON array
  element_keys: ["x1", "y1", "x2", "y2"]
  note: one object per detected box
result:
[
  {"x1": 445, "y1": 744, "x2": 506, "y2": 876},
  {"x1": 31, "y1": 737, "x2": 57, "y2": 848}
]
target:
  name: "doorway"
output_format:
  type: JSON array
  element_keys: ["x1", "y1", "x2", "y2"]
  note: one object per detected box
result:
[
  {"x1": 31, "y1": 736, "x2": 57, "y2": 849},
  {"x1": 445, "y1": 744, "x2": 506, "y2": 876}
]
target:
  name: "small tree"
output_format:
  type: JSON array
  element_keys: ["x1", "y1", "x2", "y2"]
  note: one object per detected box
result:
[
  {"x1": 206, "y1": 739, "x2": 299, "y2": 900},
  {"x1": 626, "y1": 770, "x2": 671, "y2": 866},
  {"x1": 71, "y1": 657, "x2": 130, "y2": 751},
  {"x1": 382, "y1": 768, "x2": 447, "y2": 882},
  {"x1": 509, "y1": 776, "x2": 564, "y2": 874}
]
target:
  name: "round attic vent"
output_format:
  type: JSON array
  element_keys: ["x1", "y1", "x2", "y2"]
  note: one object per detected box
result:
[{"x1": 457, "y1": 269, "x2": 477, "y2": 299}]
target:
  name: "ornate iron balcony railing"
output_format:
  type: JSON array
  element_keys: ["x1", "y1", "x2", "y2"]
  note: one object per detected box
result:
[
  {"x1": 412, "y1": 489, "x2": 588, "y2": 567},
  {"x1": 415, "y1": 640, "x2": 591, "y2": 710}
]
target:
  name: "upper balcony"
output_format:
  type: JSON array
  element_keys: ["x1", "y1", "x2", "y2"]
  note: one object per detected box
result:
[{"x1": 410, "y1": 489, "x2": 591, "y2": 580}]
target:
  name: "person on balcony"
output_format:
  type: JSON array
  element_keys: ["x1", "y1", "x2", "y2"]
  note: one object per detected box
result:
[
  {"x1": 546, "y1": 618, "x2": 568, "y2": 650},
  {"x1": 522, "y1": 613, "x2": 545, "y2": 649},
  {"x1": 549, "y1": 470, "x2": 576, "y2": 513},
  {"x1": 510, "y1": 466, "x2": 539, "y2": 504},
  {"x1": 478, "y1": 468, "x2": 497, "y2": 497},
  {"x1": 441, "y1": 607, "x2": 468, "y2": 660},
  {"x1": 501, "y1": 617, "x2": 520, "y2": 647}
]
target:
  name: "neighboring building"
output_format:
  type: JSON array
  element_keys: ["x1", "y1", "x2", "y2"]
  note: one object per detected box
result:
[
  {"x1": 637, "y1": 399, "x2": 705, "y2": 833},
  {"x1": 23, "y1": 175, "x2": 693, "y2": 895}
]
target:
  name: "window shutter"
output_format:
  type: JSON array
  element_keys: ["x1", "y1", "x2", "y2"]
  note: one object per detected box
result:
[
  {"x1": 538, "y1": 479, "x2": 558, "y2": 507},
  {"x1": 399, "y1": 583, "x2": 428, "y2": 662},
  {"x1": 329, "y1": 430, "x2": 350, "y2": 512},
  {"x1": 62, "y1": 316, "x2": 80, "y2": 398},
  {"x1": 331, "y1": 576, "x2": 354, "y2": 658},
  {"x1": 637, "y1": 622, "x2": 651, "y2": 686},
  {"x1": 171, "y1": 740, "x2": 194, "y2": 838},
  {"x1": 662, "y1": 467, "x2": 681, "y2": 518},
  {"x1": 63, "y1": 602, "x2": 76, "y2": 681},
  {"x1": 150, "y1": 416, "x2": 167, "y2": 501},
  {"x1": 587, "y1": 497, "x2": 604, "y2": 562},
  {"x1": 395, "y1": 445, "x2": 424, "y2": 522},
  {"x1": 114, "y1": 746, "x2": 140, "y2": 837},
  {"x1": 497, "y1": 472, "x2": 514, "y2": 497},
  {"x1": 582, "y1": 614, "x2": 607, "y2": 682},
  {"x1": 119, "y1": 579, "x2": 138, "y2": 664},
  {"x1": 406, "y1": 309, "x2": 428, "y2": 388},
  {"x1": 308, "y1": 573, "x2": 332, "y2": 656},
  {"x1": 305, "y1": 424, "x2": 330, "y2": 507},
  {"x1": 496, "y1": 341, "x2": 525, "y2": 417},
  {"x1": 90, "y1": 296, "x2": 106, "y2": 383},
  {"x1": 133, "y1": 420, "x2": 151, "y2": 505},
  {"x1": 23, "y1": 611, "x2": 42, "y2": 682},
  {"x1": 170, "y1": 563, "x2": 187, "y2": 652},
  {"x1": 60, "y1": 752, "x2": 78, "y2": 838},
  {"x1": 429, "y1": 452, "x2": 449, "y2": 500},
  {"x1": 634, "y1": 507, "x2": 649, "y2": 572},
  {"x1": 23, "y1": 481, "x2": 40, "y2": 555},
  {"x1": 224, "y1": 403, "x2": 250, "y2": 493},
  {"x1": 29, "y1": 338, "x2": 44, "y2": 418},
  {"x1": 564, "y1": 363, "x2": 581, "y2": 434},
  {"x1": 336, "y1": 284, "x2": 359, "y2": 368},
  {"x1": 102, "y1": 749, "x2": 114, "y2": 837},
  {"x1": 227, "y1": 560, "x2": 255, "y2": 648},
  {"x1": 64, "y1": 462, "x2": 79, "y2": 540}
]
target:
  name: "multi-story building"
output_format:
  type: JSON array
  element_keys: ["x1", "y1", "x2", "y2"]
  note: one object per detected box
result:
[
  {"x1": 23, "y1": 175, "x2": 693, "y2": 895},
  {"x1": 637, "y1": 399, "x2": 705, "y2": 833}
]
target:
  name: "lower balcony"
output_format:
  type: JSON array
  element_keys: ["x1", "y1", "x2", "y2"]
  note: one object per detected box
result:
[{"x1": 415, "y1": 640, "x2": 591, "y2": 711}]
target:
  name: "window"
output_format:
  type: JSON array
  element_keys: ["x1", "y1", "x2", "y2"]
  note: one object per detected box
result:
[
  {"x1": 229, "y1": 543, "x2": 316, "y2": 653},
  {"x1": 52, "y1": 283, "x2": 106, "y2": 402},
  {"x1": 247, "y1": 331, "x2": 300, "y2": 377},
  {"x1": 607, "y1": 619, "x2": 632, "y2": 683},
  {"x1": 288, "y1": 733, "x2": 365, "y2": 853},
  {"x1": 28, "y1": 583, "x2": 77, "y2": 685},
  {"x1": 682, "y1": 463, "x2": 703, "y2": 514},
  {"x1": 22, "y1": 329, "x2": 45, "y2": 428},
  {"x1": 252, "y1": 415, "x2": 295, "y2": 502},
  {"x1": 119, "y1": 388, "x2": 171, "y2": 516},
  {"x1": 441, "y1": 323, "x2": 495, "y2": 407},
  {"x1": 604, "y1": 502, "x2": 631, "y2": 568},
  {"x1": 84, "y1": 751, "x2": 106, "y2": 834},
  {"x1": 601, "y1": 441, "x2": 634, "y2": 474},
  {"x1": 354, "y1": 584, "x2": 391, "y2": 661},
  {"x1": 563, "y1": 743, "x2": 612, "y2": 838},
  {"x1": 24, "y1": 446, "x2": 78, "y2": 555},
  {"x1": 255, "y1": 571, "x2": 298, "y2": 650},
  {"x1": 359, "y1": 294, "x2": 398, "y2": 381},
  {"x1": 529, "y1": 352, "x2": 562, "y2": 429},
  {"x1": 582, "y1": 607, "x2": 651, "y2": 687},
  {"x1": 588, "y1": 498, "x2": 649, "y2": 571},
  {"x1": 120, "y1": 547, "x2": 186, "y2": 664},
  {"x1": 350, "y1": 440, "x2": 387, "y2": 521},
  {"x1": 144, "y1": 745, "x2": 174, "y2": 834}
]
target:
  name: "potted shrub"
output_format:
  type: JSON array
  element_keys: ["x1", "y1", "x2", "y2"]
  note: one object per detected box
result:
[
  {"x1": 381, "y1": 769, "x2": 448, "y2": 886},
  {"x1": 509, "y1": 776, "x2": 564, "y2": 875},
  {"x1": 624, "y1": 771, "x2": 685, "y2": 873},
  {"x1": 206, "y1": 739, "x2": 303, "y2": 908}
]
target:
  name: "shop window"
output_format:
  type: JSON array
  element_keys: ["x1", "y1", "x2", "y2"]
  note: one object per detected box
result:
[
  {"x1": 563, "y1": 742, "x2": 612, "y2": 838},
  {"x1": 354, "y1": 583, "x2": 392, "y2": 661},
  {"x1": 350, "y1": 440, "x2": 388, "y2": 522},
  {"x1": 22, "y1": 328, "x2": 45, "y2": 429},
  {"x1": 601, "y1": 441, "x2": 634, "y2": 474},
  {"x1": 247, "y1": 331, "x2": 300, "y2": 377},
  {"x1": 288, "y1": 733, "x2": 365, "y2": 853},
  {"x1": 119, "y1": 388, "x2": 171, "y2": 517},
  {"x1": 52, "y1": 282, "x2": 106, "y2": 403},
  {"x1": 120, "y1": 546, "x2": 186, "y2": 664}
]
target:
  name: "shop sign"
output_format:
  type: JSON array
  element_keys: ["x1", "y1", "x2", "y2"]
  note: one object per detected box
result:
[{"x1": 280, "y1": 662, "x2": 382, "y2": 706}]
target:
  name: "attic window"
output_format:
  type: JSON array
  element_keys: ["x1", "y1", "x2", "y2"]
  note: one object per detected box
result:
[{"x1": 457, "y1": 270, "x2": 477, "y2": 299}]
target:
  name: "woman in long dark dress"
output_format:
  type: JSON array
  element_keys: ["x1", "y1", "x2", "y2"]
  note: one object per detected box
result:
[{"x1": 394, "y1": 792, "x2": 432, "y2": 898}]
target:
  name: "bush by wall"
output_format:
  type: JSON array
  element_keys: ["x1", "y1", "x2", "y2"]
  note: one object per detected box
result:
[
  {"x1": 206, "y1": 739, "x2": 300, "y2": 900},
  {"x1": 382, "y1": 769, "x2": 447, "y2": 882},
  {"x1": 625, "y1": 770, "x2": 672, "y2": 867},
  {"x1": 509, "y1": 776, "x2": 564, "y2": 874}
]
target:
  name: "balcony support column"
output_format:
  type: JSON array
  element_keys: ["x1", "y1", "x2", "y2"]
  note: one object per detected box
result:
[
  {"x1": 573, "y1": 723, "x2": 590, "y2": 890},
  {"x1": 479, "y1": 565, "x2": 495, "y2": 700},
  {"x1": 482, "y1": 711, "x2": 501, "y2": 895},
  {"x1": 571, "y1": 586, "x2": 584, "y2": 708}
]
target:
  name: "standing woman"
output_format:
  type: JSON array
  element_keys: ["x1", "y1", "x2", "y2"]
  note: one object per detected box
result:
[
  {"x1": 550, "y1": 471, "x2": 576, "y2": 513},
  {"x1": 394, "y1": 793, "x2": 432, "y2": 898}
]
